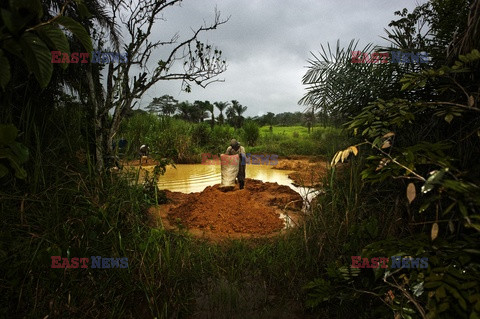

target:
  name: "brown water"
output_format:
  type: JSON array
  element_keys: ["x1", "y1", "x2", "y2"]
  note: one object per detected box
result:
[{"x1": 155, "y1": 164, "x2": 296, "y2": 193}]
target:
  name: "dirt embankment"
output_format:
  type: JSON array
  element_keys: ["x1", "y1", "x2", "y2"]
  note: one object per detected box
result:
[
  {"x1": 273, "y1": 156, "x2": 329, "y2": 187},
  {"x1": 149, "y1": 178, "x2": 303, "y2": 241},
  {"x1": 121, "y1": 157, "x2": 160, "y2": 166}
]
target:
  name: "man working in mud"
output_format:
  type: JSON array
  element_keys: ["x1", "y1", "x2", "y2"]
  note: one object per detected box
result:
[{"x1": 225, "y1": 139, "x2": 246, "y2": 189}]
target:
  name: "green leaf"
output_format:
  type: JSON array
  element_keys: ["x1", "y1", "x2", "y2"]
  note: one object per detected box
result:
[
  {"x1": 18, "y1": 33, "x2": 53, "y2": 88},
  {"x1": 0, "y1": 8, "x2": 17, "y2": 34},
  {"x1": 74, "y1": 0, "x2": 92, "y2": 18},
  {"x1": 56, "y1": 16, "x2": 93, "y2": 53},
  {"x1": 9, "y1": 142, "x2": 29, "y2": 164},
  {"x1": 458, "y1": 201, "x2": 468, "y2": 217},
  {"x1": 0, "y1": 148, "x2": 27, "y2": 179},
  {"x1": 37, "y1": 25, "x2": 70, "y2": 70}
]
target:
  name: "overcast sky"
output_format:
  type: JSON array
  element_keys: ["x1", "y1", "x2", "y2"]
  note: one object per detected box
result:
[{"x1": 136, "y1": 0, "x2": 426, "y2": 117}]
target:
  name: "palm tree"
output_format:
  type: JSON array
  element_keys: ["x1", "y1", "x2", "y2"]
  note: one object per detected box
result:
[
  {"x1": 203, "y1": 101, "x2": 215, "y2": 129},
  {"x1": 231, "y1": 100, "x2": 247, "y2": 128},
  {"x1": 226, "y1": 106, "x2": 236, "y2": 126},
  {"x1": 214, "y1": 101, "x2": 229, "y2": 124},
  {"x1": 177, "y1": 101, "x2": 193, "y2": 121},
  {"x1": 193, "y1": 100, "x2": 210, "y2": 123},
  {"x1": 298, "y1": 40, "x2": 398, "y2": 121}
]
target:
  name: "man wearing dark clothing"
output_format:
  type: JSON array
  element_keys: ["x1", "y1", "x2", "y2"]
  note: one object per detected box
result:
[
  {"x1": 139, "y1": 144, "x2": 150, "y2": 164},
  {"x1": 225, "y1": 139, "x2": 246, "y2": 189}
]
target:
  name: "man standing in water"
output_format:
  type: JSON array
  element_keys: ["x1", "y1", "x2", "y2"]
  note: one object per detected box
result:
[{"x1": 225, "y1": 139, "x2": 246, "y2": 189}]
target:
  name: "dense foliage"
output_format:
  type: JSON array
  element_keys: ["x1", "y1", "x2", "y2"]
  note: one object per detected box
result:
[{"x1": 301, "y1": 1, "x2": 480, "y2": 318}]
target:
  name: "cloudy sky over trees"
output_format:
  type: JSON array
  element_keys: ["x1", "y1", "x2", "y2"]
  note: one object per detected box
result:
[{"x1": 139, "y1": 0, "x2": 426, "y2": 116}]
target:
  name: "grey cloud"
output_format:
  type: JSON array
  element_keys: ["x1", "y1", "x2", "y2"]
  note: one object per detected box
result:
[{"x1": 135, "y1": 0, "x2": 427, "y2": 117}]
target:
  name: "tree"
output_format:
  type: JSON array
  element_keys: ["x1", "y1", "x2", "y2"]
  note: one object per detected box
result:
[
  {"x1": 264, "y1": 112, "x2": 275, "y2": 130},
  {"x1": 214, "y1": 101, "x2": 229, "y2": 124},
  {"x1": 193, "y1": 100, "x2": 210, "y2": 123},
  {"x1": 147, "y1": 95, "x2": 178, "y2": 116},
  {"x1": 303, "y1": 107, "x2": 315, "y2": 133},
  {"x1": 85, "y1": 0, "x2": 228, "y2": 172},
  {"x1": 298, "y1": 40, "x2": 402, "y2": 123},
  {"x1": 176, "y1": 101, "x2": 193, "y2": 121},
  {"x1": 231, "y1": 100, "x2": 247, "y2": 128},
  {"x1": 226, "y1": 105, "x2": 236, "y2": 126},
  {"x1": 203, "y1": 101, "x2": 215, "y2": 129}
]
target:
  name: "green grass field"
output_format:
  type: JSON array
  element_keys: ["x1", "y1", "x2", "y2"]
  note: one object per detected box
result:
[{"x1": 259, "y1": 125, "x2": 323, "y2": 138}]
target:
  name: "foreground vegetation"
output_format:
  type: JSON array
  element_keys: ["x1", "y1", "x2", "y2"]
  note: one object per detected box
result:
[{"x1": 1, "y1": 0, "x2": 480, "y2": 318}]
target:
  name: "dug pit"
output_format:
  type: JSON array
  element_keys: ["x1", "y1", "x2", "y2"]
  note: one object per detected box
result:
[{"x1": 148, "y1": 178, "x2": 303, "y2": 241}]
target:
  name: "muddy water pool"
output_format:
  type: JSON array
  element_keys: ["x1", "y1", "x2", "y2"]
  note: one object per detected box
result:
[{"x1": 154, "y1": 163, "x2": 319, "y2": 208}]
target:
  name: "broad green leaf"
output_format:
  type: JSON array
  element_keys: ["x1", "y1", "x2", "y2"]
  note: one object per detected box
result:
[
  {"x1": 2, "y1": 38, "x2": 23, "y2": 59},
  {"x1": 18, "y1": 33, "x2": 53, "y2": 88},
  {"x1": 56, "y1": 16, "x2": 93, "y2": 53},
  {"x1": 37, "y1": 25, "x2": 70, "y2": 70},
  {"x1": 0, "y1": 50, "x2": 11, "y2": 89}
]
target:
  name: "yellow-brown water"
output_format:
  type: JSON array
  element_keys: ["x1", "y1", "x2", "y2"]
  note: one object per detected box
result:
[{"x1": 155, "y1": 164, "x2": 296, "y2": 193}]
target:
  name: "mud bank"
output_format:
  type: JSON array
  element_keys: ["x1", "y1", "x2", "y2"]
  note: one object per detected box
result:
[{"x1": 273, "y1": 156, "x2": 328, "y2": 187}]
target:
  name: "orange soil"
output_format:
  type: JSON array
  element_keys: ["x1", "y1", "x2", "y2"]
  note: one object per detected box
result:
[
  {"x1": 149, "y1": 178, "x2": 303, "y2": 240},
  {"x1": 273, "y1": 156, "x2": 329, "y2": 187}
]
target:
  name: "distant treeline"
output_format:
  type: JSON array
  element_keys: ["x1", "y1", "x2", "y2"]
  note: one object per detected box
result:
[{"x1": 141, "y1": 95, "x2": 330, "y2": 129}]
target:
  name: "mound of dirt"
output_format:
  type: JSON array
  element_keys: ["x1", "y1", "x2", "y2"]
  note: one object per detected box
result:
[{"x1": 149, "y1": 178, "x2": 303, "y2": 240}]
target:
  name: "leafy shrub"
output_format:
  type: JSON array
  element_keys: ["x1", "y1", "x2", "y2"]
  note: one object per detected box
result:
[
  {"x1": 241, "y1": 121, "x2": 260, "y2": 146},
  {"x1": 191, "y1": 123, "x2": 211, "y2": 147}
]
